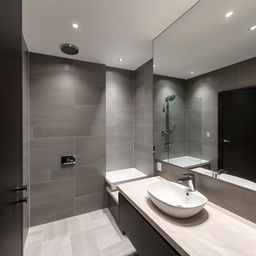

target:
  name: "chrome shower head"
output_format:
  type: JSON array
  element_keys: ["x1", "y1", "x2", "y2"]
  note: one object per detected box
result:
[{"x1": 165, "y1": 95, "x2": 176, "y2": 102}]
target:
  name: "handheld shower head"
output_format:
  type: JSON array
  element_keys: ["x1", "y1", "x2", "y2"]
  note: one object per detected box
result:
[
  {"x1": 165, "y1": 95, "x2": 176, "y2": 102},
  {"x1": 163, "y1": 95, "x2": 176, "y2": 112}
]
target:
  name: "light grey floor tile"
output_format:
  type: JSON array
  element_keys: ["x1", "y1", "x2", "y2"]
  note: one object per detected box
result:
[
  {"x1": 44, "y1": 219, "x2": 68, "y2": 241},
  {"x1": 88, "y1": 209, "x2": 106, "y2": 219},
  {"x1": 29, "y1": 223, "x2": 46, "y2": 232},
  {"x1": 26, "y1": 228, "x2": 45, "y2": 246},
  {"x1": 67, "y1": 213, "x2": 93, "y2": 234},
  {"x1": 110, "y1": 218, "x2": 126, "y2": 239},
  {"x1": 104, "y1": 208, "x2": 116, "y2": 222},
  {"x1": 100, "y1": 238, "x2": 136, "y2": 256},
  {"x1": 71, "y1": 230, "x2": 101, "y2": 256},
  {"x1": 25, "y1": 208, "x2": 137, "y2": 256},
  {"x1": 93, "y1": 223, "x2": 123, "y2": 250},
  {"x1": 24, "y1": 243, "x2": 42, "y2": 256},
  {"x1": 41, "y1": 236, "x2": 72, "y2": 256},
  {"x1": 89, "y1": 209, "x2": 111, "y2": 228}
]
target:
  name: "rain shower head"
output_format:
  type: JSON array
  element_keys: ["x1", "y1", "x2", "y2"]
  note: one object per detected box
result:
[{"x1": 60, "y1": 43, "x2": 79, "y2": 55}]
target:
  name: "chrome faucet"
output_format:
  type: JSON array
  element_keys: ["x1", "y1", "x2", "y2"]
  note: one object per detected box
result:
[
  {"x1": 212, "y1": 169, "x2": 227, "y2": 178},
  {"x1": 177, "y1": 173, "x2": 196, "y2": 192}
]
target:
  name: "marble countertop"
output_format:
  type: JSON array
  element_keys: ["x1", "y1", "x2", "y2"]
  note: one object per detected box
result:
[{"x1": 118, "y1": 176, "x2": 256, "y2": 256}]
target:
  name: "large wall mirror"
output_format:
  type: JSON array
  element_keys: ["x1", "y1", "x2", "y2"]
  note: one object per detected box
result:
[{"x1": 153, "y1": 0, "x2": 256, "y2": 191}]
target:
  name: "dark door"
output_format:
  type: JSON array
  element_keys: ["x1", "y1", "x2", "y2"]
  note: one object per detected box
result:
[
  {"x1": 220, "y1": 88, "x2": 256, "y2": 182},
  {"x1": 0, "y1": 1, "x2": 24, "y2": 256}
]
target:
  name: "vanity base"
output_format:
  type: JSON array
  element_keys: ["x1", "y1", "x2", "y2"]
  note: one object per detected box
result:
[
  {"x1": 106, "y1": 188, "x2": 119, "y2": 224},
  {"x1": 119, "y1": 193, "x2": 180, "y2": 256}
]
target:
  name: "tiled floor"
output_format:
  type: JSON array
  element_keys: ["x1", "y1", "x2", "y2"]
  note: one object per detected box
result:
[{"x1": 24, "y1": 209, "x2": 136, "y2": 256}]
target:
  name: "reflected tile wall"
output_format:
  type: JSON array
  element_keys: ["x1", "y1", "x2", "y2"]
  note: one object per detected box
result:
[
  {"x1": 187, "y1": 96, "x2": 203, "y2": 159},
  {"x1": 187, "y1": 56, "x2": 256, "y2": 170},
  {"x1": 153, "y1": 75, "x2": 186, "y2": 161}
]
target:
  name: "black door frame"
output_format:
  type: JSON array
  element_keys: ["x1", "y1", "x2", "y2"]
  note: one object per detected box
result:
[{"x1": 0, "y1": 0, "x2": 24, "y2": 256}]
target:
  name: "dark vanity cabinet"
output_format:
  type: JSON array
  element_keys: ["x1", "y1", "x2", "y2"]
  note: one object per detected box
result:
[
  {"x1": 119, "y1": 194, "x2": 181, "y2": 256},
  {"x1": 119, "y1": 194, "x2": 143, "y2": 254},
  {"x1": 106, "y1": 192, "x2": 119, "y2": 224}
]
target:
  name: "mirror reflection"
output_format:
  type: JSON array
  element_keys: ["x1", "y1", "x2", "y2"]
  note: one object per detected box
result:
[{"x1": 153, "y1": 0, "x2": 256, "y2": 191}]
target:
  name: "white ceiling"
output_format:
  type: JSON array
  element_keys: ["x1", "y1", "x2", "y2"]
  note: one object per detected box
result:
[
  {"x1": 154, "y1": 0, "x2": 256, "y2": 79},
  {"x1": 23, "y1": 0, "x2": 199, "y2": 70}
]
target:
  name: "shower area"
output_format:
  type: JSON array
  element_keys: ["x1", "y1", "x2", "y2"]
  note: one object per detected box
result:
[{"x1": 153, "y1": 75, "x2": 209, "y2": 169}]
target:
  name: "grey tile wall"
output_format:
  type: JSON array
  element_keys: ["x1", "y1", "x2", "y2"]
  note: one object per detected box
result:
[
  {"x1": 106, "y1": 67, "x2": 134, "y2": 171},
  {"x1": 29, "y1": 53, "x2": 106, "y2": 226},
  {"x1": 153, "y1": 75, "x2": 186, "y2": 161},
  {"x1": 154, "y1": 160, "x2": 256, "y2": 223},
  {"x1": 134, "y1": 60, "x2": 154, "y2": 176},
  {"x1": 187, "y1": 56, "x2": 256, "y2": 170}
]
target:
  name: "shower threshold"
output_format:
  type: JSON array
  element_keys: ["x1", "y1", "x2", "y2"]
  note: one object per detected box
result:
[{"x1": 164, "y1": 156, "x2": 209, "y2": 169}]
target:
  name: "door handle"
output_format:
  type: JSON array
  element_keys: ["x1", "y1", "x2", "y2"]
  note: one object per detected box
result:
[
  {"x1": 223, "y1": 139, "x2": 231, "y2": 143},
  {"x1": 15, "y1": 197, "x2": 28, "y2": 204},
  {"x1": 14, "y1": 185, "x2": 28, "y2": 192}
]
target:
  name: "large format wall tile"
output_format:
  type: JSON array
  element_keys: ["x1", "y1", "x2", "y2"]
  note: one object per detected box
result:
[
  {"x1": 30, "y1": 54, "x2": 154, "y2": 226},
  {"x1": 30, "y1": 103, "x2": 75, "y2": 127},
  {"x1": 30, "y1": 137, "x2": 75, "y2": 173},
  {"x1": 75, "y1": 192, "x2": 105, "y2": 215},
  {"x1": 134, "y1": 60, "x2": 154, "y2": 176},
  {"x1": 106, "y1": 67, "x2": 134, "y2": 171},
  {"x1": 30, "y1": 199, "x2": 75, "y2": 226},
  {"x1": 29, "y1": 53, "x2": 106, "y2": 226}
]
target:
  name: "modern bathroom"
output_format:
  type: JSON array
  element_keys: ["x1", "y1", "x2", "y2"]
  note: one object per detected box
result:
[{"x1": 1, "y1": 0, "x2": 255, "y2": 256}]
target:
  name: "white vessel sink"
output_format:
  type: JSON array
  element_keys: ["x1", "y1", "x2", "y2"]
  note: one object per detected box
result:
[{"x1": 147, "y1": 181, "x2": 208, "y2": 218}]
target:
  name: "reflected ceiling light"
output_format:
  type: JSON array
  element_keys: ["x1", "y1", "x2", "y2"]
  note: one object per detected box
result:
[
  {"x1": 119, "y1": 58, "x2": 124, "y2": 62},
  {"x1": 153, "y1": 64, "x2": 156, "y2": 68},
  {"x1": 225, "y1": 11, "x2": 234, "y2": 18},
  {"x1": 190, "y1": 71, "x2": 194, "y2": 75},
  {"x1": 249, "y1": 25, "x2": 256, "y2": 31},
  {"x1": 72, "y1": 23, "x2": 79, "y2": 29}
]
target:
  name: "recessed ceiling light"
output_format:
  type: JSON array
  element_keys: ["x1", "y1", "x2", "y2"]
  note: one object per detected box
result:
[
  {"x1": 190, "y1": 71, "x2": 194, "y2": 75},
  {"x1": 249, "y1": 25, "x2": 256, "y2": 31},
  {"x1": 72, "y1": 23, "x2": 79, "y2": 29},
  {"x1": 119, "y1": 58, "x2": 124, "y2": 62},
  {"x1": 153, "y1": 64, "x2": 156, "y2": 68},
  {"x1": 225, "y1": 11, "x2": 234, "y2": 18}
]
